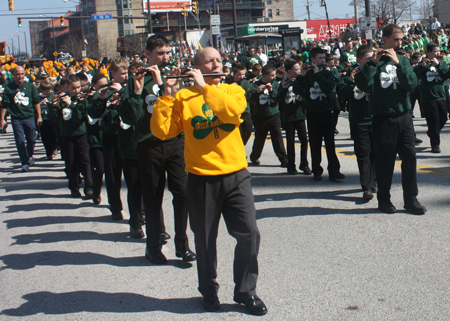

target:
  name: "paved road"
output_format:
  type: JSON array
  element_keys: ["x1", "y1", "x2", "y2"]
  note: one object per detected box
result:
[{"x1": 1, "y1": 111, "x2": 450, "y2": 320}]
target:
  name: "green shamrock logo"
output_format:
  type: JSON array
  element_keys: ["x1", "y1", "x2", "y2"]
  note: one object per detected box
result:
[{"x1": 191, "y1": 104, "x2": 235, "y2": 139}]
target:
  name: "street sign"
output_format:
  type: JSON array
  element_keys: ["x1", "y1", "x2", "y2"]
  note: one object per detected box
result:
[
  {"x1": 82, "y1": 50, "x2": 87, "y2": 57},
  {"x1": 211, "y1": 25, "x2": 220, "y2": 35},
  {"x1": 365, "y1": 29, "x2": 372, "y2": 40},
  {"x1": 210, "y1": 15, "x2": 220, "y2": 26},
  {"x1": 217, "y1": 34, "x2": 221, "y2": 41},
  {"x1": 360, "y1": 16, "x2": 376, "y2": 29},
  {"x1": 92, "y1": 13, "x2": 113, "y2": 21},
  {"x1": 53, "y1": 51, "x2": 58, "y2": 57}
]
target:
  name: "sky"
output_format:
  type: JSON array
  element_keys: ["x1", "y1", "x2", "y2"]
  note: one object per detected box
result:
[{"x1": 0, "y1": 0, "x2": 419, "y2": 57}]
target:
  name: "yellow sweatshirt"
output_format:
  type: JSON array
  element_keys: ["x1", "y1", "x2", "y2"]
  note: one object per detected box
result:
[{"x1": 151, "y1": 83, "x2": 248, "y2": 176}]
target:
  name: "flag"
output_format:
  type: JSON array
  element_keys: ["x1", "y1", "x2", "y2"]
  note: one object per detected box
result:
[{"x1": 198, "y1": 41, "x2": 203, "y2": 50}]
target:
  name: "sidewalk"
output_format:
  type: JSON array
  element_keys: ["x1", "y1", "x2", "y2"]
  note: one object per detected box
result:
[{"x1": 1, "y1": 114, "x2": 450, "y2": 320}]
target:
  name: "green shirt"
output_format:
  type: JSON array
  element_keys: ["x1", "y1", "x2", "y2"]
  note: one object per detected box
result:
[
  {"x1": 339, "y1": 80, "x2": 372, "y2": 126},
  {"x1": 277, "y1": 84, "x2": 306, "y2": 123},
  {"x1": 248, "y1": 79, "x2": 280, "y2": 117},
  {"x1": 414, "y1": 60, "x2": 449, "y2": 102},
  {"x1": 1, "y1": 81, "x2": 40, "y2": 119}
]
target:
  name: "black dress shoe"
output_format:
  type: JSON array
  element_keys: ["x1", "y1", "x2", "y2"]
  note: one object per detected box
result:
[
  {"x1": 363, "y1": 190, "x2": 373, "y2": 200},
  {"x1": 130, "y1": 226, "x2": 145, "y2": 239},
  {"x1": 145, "y1": 247, "x2": 167, "y2": 265},
  {"x1": 111, "y1": 211, "x2": 123, "y2": 221},
  {"x1": 70, "y1": 190, "x2": 81, "y2": 198},
  {"x1": 287, "y1": 168, "x2": 298, "y2": 175},
  {"x1": 431, "y1": 145, "x2": 441, "y2": 153},
  {"x1": 176, "y1": 249, "x2": 197, "y2": 261},
  {"x1": 313, "y1": 174, "x2": 322, "y2": 181},
  {"x1": 300, "y1": 165, "x2": 312, "y2": 175},
  {"x1": 84, "y1": 188, "x2": 94, "y2": 199},
  {"x1": 159, "y1": 232, "x2": 171, "y2": 245},
  {"x1": 329, "y1": 172, "x2": 345, "y2": 181},
  {"x1": 234, "y1": 295, "x2": 268, "y2": 315},
  {"x1": 93, "y1": 196, "x2": 101, "y2": 205},
  {"x1": 251, "y1": 159, "x2": 260, "y2": 166},
  {"x1": 404, "y1": 199, "x2": 427, "y2": 215},
  {"x1": 280, "y1": 161, "x2": 289, "y2": 168},
  {"x1": 202, "y1": 295, "x2": 221, "y2": 312},
  {"x1": 378, "y1": 202, "x2": 397, "y2": 214},
  {"x1": 415, "y1": 138, "x2": 423, "y2": 145}
]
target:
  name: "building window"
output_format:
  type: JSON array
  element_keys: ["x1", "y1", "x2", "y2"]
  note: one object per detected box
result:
[
  {"x1": 267, "y1": 0, "x2": 272, "y2": 4},
  {"x1": 240, "y1": 10, "x2": 244, "y2": 17},
  {"x1": 124, "y1": 15, "x2": 129, "y2": 24},
  {"x1": 123, "y1": 1, "x2": 127, "y2": 8},
  {"x1": 129, "y1": 1, "x2": 132, "y2": 8},
  {"x1": 276, "y1": 9, "x2": 280, "y2": 15},
  {"x1": 125, "y1": 30, "x2": 130, "y2": 36},
  {"x1": 119, "y1": 30, "x2": 123, "y2": 37},
  {"x1": 268, "y1": 9, "x2": 272, "y2": 17}
]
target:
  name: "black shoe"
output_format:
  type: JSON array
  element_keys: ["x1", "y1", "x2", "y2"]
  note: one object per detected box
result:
[
  {"x1": 145, "y1": 247, "x2": 167, "y2": 265},
  {"x1": 313, "y1": 174, "x2": 322, "y2": 181},
  {"x1": 415, "y1": 138, "x2": 423, "y2": 145},
  {"x1": 371, "y1": 186, "x2": 378, "y2": 193},
  {"x1": 130, "y1": 226, "x2": 145, "y2": 239},
  {"x1": 251, "y1": 159, "x2": 260, "y2": 166},
  {"x1": 84, "y1": 188, "x2": 94, "y2": 199},
  {"x1": 378, "y1": 202, "x2": 397, "y2": 214},
  {"x1": 159, "y1": 232, "x2": 171, "y2": 245},
  {"x1": 234, "y1": 295, "x2": 268, "y2": 316},
  {"x1": 363, "y1": 190, "x2": 373, "y2": 200},
  {"x1": 93, "y1": 196, "x2": 101, "y2": 205},
  {"x1": 280, "y1": 161, "x2": 289, "y2": 168},
  {"x1": 202, "y1": 295, "x2": 221, "y2": 312},
  {"x1": 287, "y1": 168, "x2": 298, "y2": 175},
  {"x1": 70, "y1": 190, "x2": 81, "y2": 198},
  {"x1": 300, "y1": 165, "x2": 312, "y2": 175},
  {"x1": 431, "y1": 145, "x2": 441, "y2": 153},
  {"x1": 329, "y1": 172, "x2": 345, "y2": 181},
  {"x1": 111, "y1": 211, "x2": 123, "y2": 221},
  {"x1": 404, "y1": 199, "x2": 427, "y2": 215},
  {"x1": 176, "y1": 249, "x2": 197, "y2": 261}
]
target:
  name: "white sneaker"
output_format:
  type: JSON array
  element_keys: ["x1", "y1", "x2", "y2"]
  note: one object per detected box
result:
[
  {"x1": 21, "y1": 164, "x2": 29, "y2": 172},
  {"x1": 29, "y1": 157, "x2": 35, "y2": 166}
]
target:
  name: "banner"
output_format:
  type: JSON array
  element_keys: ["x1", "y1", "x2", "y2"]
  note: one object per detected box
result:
[
  {"x1": 306, "y1": 19, "x2": 355, "y2": 40},
  {"x1": 142, "y1": 0, "x2": 191, "y2": 13}
]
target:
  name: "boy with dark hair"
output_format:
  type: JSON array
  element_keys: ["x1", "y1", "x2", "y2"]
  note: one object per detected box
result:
[
  {"x1": 339, "y1": 45, "x2": 376, "y2": 199},
  {"x1": 355, "y1": 24, "x2": 426, "y2": 214},
  {"x1": 228, "y1": 64, "x2": 253, "y2": 145},
  {"x1": 294, "y1": 47, "x2": 344, "y2": 181},
  {"x1": 414, "y1": 42, "x2": 449, "y2": 153},
  {"x1": 53, "y1": 74, "x2": 94, "y2": 198},
  {"x1": 246, "y1": 63, "x2": 262, "y2": 84},
  {"x1": 120, "y1": 34, "x2": 195, "y2": 263},
  {"x1": 249, "y1": 64, "x2": 288, "y2": 167}
]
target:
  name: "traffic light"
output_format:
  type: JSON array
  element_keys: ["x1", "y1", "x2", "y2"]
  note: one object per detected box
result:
[
  {"x1": 8, "y1": 0, "x2": 14, "y2": 11},
  {"x1": 181, "y1": 5, "x2": 187, "y2": 17},
  {"x1": 60, "y1": 16, "x2": 65, "y2": 26},
  {"x1": 192, "y1": 1, "x2": 198, "y2": 14},
  {"x1": 18, "y1": 17, "x2": 22, "y2": 28}
]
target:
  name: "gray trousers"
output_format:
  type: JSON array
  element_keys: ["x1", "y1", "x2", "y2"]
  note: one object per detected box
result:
[{"x1": 187, "y1": 169, "x2": 260, "y2": 300}]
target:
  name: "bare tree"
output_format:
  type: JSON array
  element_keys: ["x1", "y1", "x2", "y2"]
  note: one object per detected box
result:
[
  {"x1": 350, "y1": 0, "x2": 413, "y2": 25},
  {"x1": 61, "y1": 34, "x2": 83, "y2": 60}
]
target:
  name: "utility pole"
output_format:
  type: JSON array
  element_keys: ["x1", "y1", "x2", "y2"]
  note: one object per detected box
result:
[
  {"x1": 365, "y1": 0, "x2": 370, "y2": 17},
  {"x1": 147, "y1": 0, "x2": 152, "y2": 33},
  {"x1": 212, "y1": 0, "x2": 218, "y2": 49},
  {"x1": 232, "y1": 0, "x2": 238, "y2": 52},
  {"x1": 306, "y1": 0, "x2": 311, "y2": 20},
  {"x1": 354, "y1": 0, "x2": 358, "y2": 25}
]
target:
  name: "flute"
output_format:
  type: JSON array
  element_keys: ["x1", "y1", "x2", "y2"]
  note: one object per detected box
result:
[
  {"x1": 163, "y1": 73, "x2": 228, "y2": 79},
  {"x1": 132, "y1": 62, "x2": 170, "y2": 76},
  {"x1": 376, "y1": 48, "x2": 402, "y2": 55}
]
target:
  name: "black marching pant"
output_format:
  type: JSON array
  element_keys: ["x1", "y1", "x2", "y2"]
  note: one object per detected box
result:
[
  {"x1": 137, "y1": 137, "x2": 189, "y2": 255},
  {"x1": 122, "y1": 159, "x2": 145, "y2": 229},
  {"x1": 409, "y1": 86, "x2": 423, "y2": 117},
  {"x1": 239, "y1": 112, "x2": 253, "y2": 146},
  {"x1": 250, "y1": 113, "x2": 287, "y2": 163},
  {"x1": 62, "y1": 134, "x2": 93, "y2": 192},
  {"x1": 372, "y1": 112, "x2": 418, "y2": 204},
  {"x1": 350, "y1": 125, "x2": 376, "y2": 191},
  {"x1": 187, "y1": 169, "x2": 260, "y2": 300},
  {"x1": 422, "y1": 100, "x2": 448, "y2": 147},
  {"x1": 89, "y1": 147, "x2": 104, "y2": 198},
  {"x1": 331, "y1": 92, "x2": 341, "y2": 126},
  {"x1": 40, "y1": 120, "x2": 58, "y2": 157},
  {"x1": 306, "y1": 111, "x2": 340, "y2": 176},
  {"x1": 284, "y1": 119, "x2": 309, "y2": 170},
  {"x1": 102, "y1": 133, "x2": 123, "y2": 214}
]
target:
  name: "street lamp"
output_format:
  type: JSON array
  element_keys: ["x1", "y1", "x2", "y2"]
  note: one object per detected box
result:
[
  {"x1": 9, "y1": 34, "x2": 18, "y2": 56},
  {"x1": 13, "y1": 33, "x2": 21, "y2": 57},
  {"x1": 17, "y1": 29, "x2": 28, "y2": 58}
]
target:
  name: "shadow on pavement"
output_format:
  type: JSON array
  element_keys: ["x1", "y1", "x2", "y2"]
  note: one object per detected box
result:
[
  {"x1": 4, "y1": 215, "x2": 124, "y2": 229},
  {"x1": 0, "y1": 251, "x2": 194, "y2": 270},
  {"x1": 256, "y1": 206, "x2": 379, "y2": 219},
  {"x1": 0, "y1": 291, "x2": 243, "y2": 316}
]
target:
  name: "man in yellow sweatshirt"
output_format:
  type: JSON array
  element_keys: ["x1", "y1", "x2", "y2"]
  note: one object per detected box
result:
[{"x1": 151, "y1": 47, "x2": 267, "y2": 316}]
